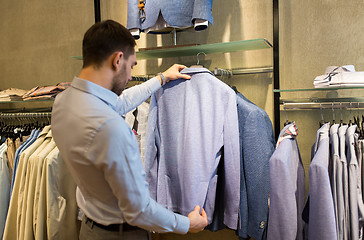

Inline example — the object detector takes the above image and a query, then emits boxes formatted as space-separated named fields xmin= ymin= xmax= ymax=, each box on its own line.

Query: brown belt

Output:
xmin=85 ymin=216 xmax=141 ymax=232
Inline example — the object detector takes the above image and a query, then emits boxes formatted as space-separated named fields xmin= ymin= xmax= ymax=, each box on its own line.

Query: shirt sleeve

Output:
xmin=116 ymin=77 xmax=161 ymax=116
xmin=89 ymin=117 xmax=190 ymax=234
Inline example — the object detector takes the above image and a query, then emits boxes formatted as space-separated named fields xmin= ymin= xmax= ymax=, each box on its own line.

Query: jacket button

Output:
xmin=260 ymin=221 xmax=265 ymax=229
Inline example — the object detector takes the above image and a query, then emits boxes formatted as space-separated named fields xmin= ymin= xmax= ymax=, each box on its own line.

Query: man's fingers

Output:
xmin=175 ymin=64 xmax=187 ymax=71
xmin=200 ymin=207 xmax=207 ymax=219
xmin=194 ymin=205 xmax=201 ymax=213
xmin=179 ymin=73 xmax=191 ymax=80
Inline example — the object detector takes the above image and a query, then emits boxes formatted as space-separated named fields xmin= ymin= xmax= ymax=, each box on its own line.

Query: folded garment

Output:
xmin=23 ymin=94 xmax=57 ymax=101
xmin=23 ymin=83 xmax=70 ymax=100
xmin=314 ymin=65 xmax=364 ymax=88
xmin=0 ymin=96 xmax=24 ymax=102
xmin=0 ymin=88 xmax=28 ymax=98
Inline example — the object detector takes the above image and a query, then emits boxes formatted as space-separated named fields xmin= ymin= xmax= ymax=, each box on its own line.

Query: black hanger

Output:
xmin=231 ymin=86 xmax=239 ymax=94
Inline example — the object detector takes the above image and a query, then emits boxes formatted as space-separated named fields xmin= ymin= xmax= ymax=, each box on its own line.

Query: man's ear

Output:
xmin=112 ymin=51 xmax=124 ymax=71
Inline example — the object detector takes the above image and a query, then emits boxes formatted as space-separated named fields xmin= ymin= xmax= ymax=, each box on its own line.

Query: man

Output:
xmin=51 ymin=19 xmax=208 ymax=240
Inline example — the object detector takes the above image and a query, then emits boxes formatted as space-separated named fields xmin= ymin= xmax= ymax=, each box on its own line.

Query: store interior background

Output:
xmin=0 ymin=0 xmax=363 ymax=239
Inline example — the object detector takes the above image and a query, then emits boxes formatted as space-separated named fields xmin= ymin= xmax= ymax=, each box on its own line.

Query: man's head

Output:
xmin=82 ymin=20 xmax=137 ymax=95
xmin=82 ymin=20 xmax=136 ymax=69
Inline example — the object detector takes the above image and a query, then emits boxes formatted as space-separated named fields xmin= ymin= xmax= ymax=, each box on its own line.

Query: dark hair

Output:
xmin=82 ymin=20 xmax=136 ymax=68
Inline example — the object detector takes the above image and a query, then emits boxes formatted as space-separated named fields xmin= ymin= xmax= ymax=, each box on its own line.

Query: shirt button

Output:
xmin=260 ymin=221 xmax=265 ymax=229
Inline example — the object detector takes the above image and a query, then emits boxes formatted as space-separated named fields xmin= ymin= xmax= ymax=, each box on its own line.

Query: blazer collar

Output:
xmin=180 ymin=67 xmax=215 ymax=76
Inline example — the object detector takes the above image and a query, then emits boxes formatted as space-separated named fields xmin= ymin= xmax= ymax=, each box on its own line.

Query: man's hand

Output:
xmin=187 ymin=205 xmax=208 ymax=233
xmin=157 ymin=64 xmax=191 ymax=85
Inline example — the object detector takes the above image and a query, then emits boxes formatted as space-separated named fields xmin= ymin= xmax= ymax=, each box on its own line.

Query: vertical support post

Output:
xmin=172 ymin=28 xmax=177 ymax=46
xmin=94 ymin=0 xmax=101 ymax=23
xmin=273 ymin=0 xmax=280 ymax=140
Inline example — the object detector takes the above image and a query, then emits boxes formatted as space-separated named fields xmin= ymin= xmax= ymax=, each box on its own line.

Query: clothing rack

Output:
xmin=130 ymin=66 xmax=273 ymax=82
xmin=215 ymin=67 xmax=273 ymax=76
xmin=281 ymin=101 xmax=364 ymax=110
xmin=0 ymin=112 xmax=51 ymax=119
xmin=0 ymin=112 xmax=51 ymax=126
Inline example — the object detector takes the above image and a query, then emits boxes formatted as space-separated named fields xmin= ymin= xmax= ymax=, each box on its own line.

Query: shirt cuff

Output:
xmin=173 ymin=214 xmax=190 ymax=234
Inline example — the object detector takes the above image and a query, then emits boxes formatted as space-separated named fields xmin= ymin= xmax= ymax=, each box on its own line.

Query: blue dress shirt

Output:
xmin=51 ymin=77 xmax=189 ymax=234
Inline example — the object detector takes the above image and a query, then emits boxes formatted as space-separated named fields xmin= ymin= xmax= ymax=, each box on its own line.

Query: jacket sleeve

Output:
xmin=192 ymin=0 xmax=213 ymax=25
xmin=221 ymin=93 xmax=241 ymax=229
xmin=127 ymin=0 xmax=141 ymax=30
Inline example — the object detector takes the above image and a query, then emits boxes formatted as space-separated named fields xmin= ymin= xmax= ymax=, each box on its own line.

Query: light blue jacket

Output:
xmin=127 ymin=0 xmax=213 ymax=31
xmin=306 ymin=123 xmax=337 ymax=240
xmin=268 ymin=122 xmax=305 ymax=240
xmin=144 ymin=67 xmax=240 ymax=229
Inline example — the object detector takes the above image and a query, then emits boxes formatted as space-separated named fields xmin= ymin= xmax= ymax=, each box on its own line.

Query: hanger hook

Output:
xmin=196 ymin=52 xmax=206 ymax=65
xmin=320 ymin=103 xmax=324 ymax=122
xmin=349 ymin=102 xmax=352 ymax=121
xmin=283 ymin=103 xmax=288 ymax=123
xmin=332 ymin=102 xmax=335 ymax=122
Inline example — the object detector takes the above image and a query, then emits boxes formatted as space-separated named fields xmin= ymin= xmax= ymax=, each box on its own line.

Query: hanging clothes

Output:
xmin=268 ymin=122 xmax=305 ymax=240
xmin=144 ymin=67 xmax=240 ymax=229
xmin=11 ymin=129 xmax=41 ymax=195
xmin=127 ymin=0 xmax=213 ymax=39
xmin=331 ymin=123 xmax=344 ymax=240
xmin=0 ymin=142 xmax=10 ymax=240
xmin=304 ymin=123 xmax=337 ymax=240
xmin=124 ymin=101 xmax=150 ymax=165
xmin=339 ymin=124 xmax=351 ymax=240
xmin=3 ymin=125 xmax=78 ymax=240
xmin=235 ymin=91 xmax=275 ymax=240
xmin=347 ymin=125 xmax=360 ymax=240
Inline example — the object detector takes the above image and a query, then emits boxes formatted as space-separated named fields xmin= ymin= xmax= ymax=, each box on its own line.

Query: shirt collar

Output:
xmin=71 ymin=77 xmax=119 ymax=111
xmin=180 ymin=67 xmax=215 ymax=76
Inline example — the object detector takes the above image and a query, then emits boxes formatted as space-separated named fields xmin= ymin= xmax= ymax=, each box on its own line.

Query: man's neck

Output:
xmin=78 ymin=66 xmax=113 ymax=91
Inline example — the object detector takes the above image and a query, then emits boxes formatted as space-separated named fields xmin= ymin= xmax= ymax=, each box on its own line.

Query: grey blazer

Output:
xmin=267 ymin=122 xmax=305 ymax=240
xmin=307 ymin=123 xmax=337 ymax=240
xmin=127 ymin=0 xmax=213 ymax=32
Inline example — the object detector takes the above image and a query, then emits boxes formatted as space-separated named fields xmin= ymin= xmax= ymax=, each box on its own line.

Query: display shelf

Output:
xmin=0 ymin=99 xmax=54 ymax=113
xmin=273 ymin=86 xmax=364 ymax=92
xmin=136 ymin=38 xmax=272 ymax=60
xmin=71 ymin=38 xmax=272 ymax=60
